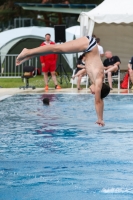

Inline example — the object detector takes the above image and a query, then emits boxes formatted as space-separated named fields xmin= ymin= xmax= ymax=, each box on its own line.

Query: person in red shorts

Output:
xmin=40 ymin=33 xmax=61 ymax=90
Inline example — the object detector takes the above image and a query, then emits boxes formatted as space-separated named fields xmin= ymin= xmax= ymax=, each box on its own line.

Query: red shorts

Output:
xmin=42 ymin=62 xmax=56 ymax=73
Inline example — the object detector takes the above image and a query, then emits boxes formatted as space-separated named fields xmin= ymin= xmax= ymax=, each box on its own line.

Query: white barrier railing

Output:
xmin=0 ymin=54 xmax=38 ymax=78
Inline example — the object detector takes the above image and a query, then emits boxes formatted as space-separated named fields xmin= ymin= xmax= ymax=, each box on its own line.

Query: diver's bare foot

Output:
xmin=16 ymin=48 xmax=31 ymax=66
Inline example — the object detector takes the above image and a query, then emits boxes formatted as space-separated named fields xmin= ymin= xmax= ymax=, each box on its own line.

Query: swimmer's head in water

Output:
xmin=101 ymin=83 xmax=110 ymax=99
xmin=43 ymin=98 xmax=50 ymax=105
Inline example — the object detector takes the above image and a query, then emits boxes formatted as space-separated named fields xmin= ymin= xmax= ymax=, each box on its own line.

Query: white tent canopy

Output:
xmin=79 ymin=0 xmax=133 ymax=69
xmin=0 ymin=26 xmax=79 ymax=69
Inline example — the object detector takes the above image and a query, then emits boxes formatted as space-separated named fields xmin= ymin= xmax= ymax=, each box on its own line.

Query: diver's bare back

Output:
xmin=85 ymin=46 xmax=104 ymax=83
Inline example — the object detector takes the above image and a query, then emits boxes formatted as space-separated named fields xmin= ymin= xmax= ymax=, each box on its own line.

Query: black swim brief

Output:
xmin=84 ymin=36 xmax=97 ymax=53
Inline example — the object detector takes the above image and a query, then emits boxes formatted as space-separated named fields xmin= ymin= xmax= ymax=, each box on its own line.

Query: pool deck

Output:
xmin=0 ymin=87 xmax=133 ymax=100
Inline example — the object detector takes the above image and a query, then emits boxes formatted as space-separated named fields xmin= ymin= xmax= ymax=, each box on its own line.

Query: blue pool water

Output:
xmin=0 ymin=94 xmax=133 ymax=200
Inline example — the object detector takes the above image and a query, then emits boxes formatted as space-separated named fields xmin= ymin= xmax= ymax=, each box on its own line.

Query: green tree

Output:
xmin=0 ymin=0 xmax=104 ymax=28
xmin=0 ymin=0 xmax=41 ymax=23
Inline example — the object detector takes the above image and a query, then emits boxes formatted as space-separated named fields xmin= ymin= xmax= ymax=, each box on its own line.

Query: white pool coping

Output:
xmin=0 ymin=88 xmax=133 ymax=101
xmin=0 ymin=95 xmax=12 ymax=101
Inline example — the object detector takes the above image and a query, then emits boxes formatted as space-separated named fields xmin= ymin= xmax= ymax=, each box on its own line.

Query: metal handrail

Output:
xmin=0 ymin=54 xmax=38 ymax=78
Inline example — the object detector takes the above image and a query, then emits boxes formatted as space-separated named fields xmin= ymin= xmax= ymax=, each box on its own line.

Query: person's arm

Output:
xmin=104 ymin=65 xmax=112 ymax=70
xmin=100 ymin=53 xmax=104 ymax=57
xmin=77 ymin=64 xmax=85 ymax=69
xmin=40 ymin=56 xmax=45 ymax=67
xmin=128 ymin=57 xmax=133 ymax=70
xmin=94 ymin=79 xmax=105 ymax=126
xmin=114 ymin=61 xmax=120 ymax=67
xmin=103 ymin=66 xmax=108 ymax=70
xmin=128 ymin=63 xmax=132 ymax=69
xmin=40 ymin=43 xmax=45 ymax=67
xmin=103 ymin=60 xmax=109 ymax=70
xmin=113 ymin=56 xmax=121 ymax=67
xmin=52 ymin=42 xmax=58 ymax=61
xmin=55 ymin=54 xmax=58 ymax=61
xmin=100 ymin=46 xmax=104 ymax=57
xmin=77 ymin=60 xmax=85 ymax=69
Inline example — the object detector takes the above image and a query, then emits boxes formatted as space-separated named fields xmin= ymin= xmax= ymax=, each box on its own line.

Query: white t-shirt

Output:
xmin=98 ymin=44 xmax=104 ymax=55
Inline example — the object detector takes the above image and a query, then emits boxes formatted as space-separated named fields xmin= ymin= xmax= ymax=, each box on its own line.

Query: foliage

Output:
xmin=69 ymin=0 xmax=103 ymax=3
xmin=0 ymin=0 xmax=103 ymax=29
xmin=0 ymin=0 xmax=41 ymax=23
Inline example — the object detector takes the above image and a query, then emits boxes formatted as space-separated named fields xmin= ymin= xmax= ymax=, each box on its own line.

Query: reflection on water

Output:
xmin=0 ymin=94 xmax=133 ymax=200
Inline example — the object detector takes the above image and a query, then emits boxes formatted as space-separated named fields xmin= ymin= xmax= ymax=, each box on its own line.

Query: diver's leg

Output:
xmin=16 ymin=37 xmax=90 ymax=65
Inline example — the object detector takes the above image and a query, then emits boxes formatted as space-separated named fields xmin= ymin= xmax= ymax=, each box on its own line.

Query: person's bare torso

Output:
xmin=85 ymin=46 xmax=104 ymax=84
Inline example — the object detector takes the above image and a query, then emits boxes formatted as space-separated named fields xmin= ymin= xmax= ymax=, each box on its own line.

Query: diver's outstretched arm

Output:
xmin=16 ymin=36 xmax=89 ymax=66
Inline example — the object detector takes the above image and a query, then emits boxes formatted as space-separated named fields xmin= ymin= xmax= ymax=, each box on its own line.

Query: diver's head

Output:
xmin=90 ymin=83 xmax=110 ymax=99
xmin=101 ymin=83 xmax=110 ymax=99
xmin=43 ymin=98 xmax=50 ymax=105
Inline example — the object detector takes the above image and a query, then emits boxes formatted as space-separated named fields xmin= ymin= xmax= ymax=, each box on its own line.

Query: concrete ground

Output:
xmin=0 ymin=87 xmax=133 ymax=101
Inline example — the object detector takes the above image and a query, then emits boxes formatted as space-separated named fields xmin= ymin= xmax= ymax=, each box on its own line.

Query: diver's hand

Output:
xmin=95 ymin=120 xmax=105 ymax=127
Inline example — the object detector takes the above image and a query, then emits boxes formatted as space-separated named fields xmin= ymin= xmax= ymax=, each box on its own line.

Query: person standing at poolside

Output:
xmin=40 ymin=33 xmax=61 ymax=90
xmin=96 ymin=38 xmax=104 ymax=58
xmin=16 ymin=36 xmax=110 ymax=127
